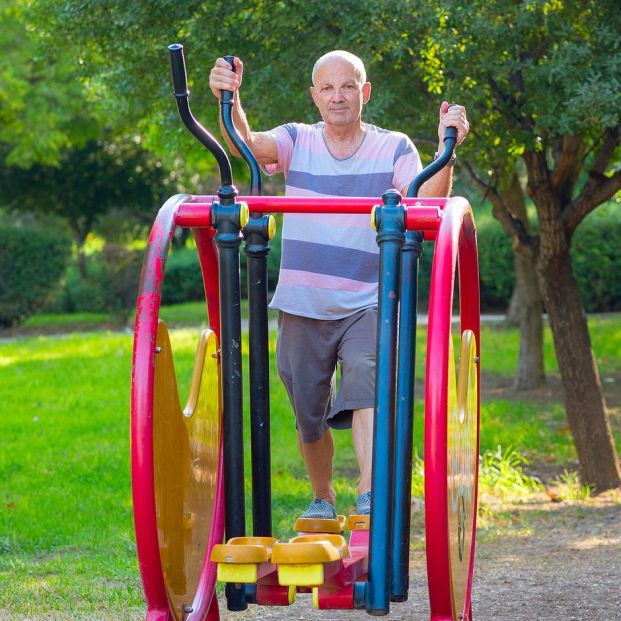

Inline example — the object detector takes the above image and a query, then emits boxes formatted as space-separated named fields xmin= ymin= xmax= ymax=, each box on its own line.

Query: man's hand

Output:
xmin=438 ymin=101 xmax=469 ymax=147
xmin=209 ymin=56 xmax=244 ymax=101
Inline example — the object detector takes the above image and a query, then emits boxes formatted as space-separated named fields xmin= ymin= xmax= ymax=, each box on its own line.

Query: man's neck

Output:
xmin=322 ymin=122 xmax=366 ymax=159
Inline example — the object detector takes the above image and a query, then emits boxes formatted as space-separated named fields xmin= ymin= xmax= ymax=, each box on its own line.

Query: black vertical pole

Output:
xmin=360 ymin=189 xmax=405 ymax=616
xmin=243 ymin=217 xmax=274 ymax=537
xmin=391 ymin=229 xmax=423 ymax=601
xmin=219 ymin=55 xmax=273 ymax=538
xmin=212 ymin=189 xmax=248 ymax=612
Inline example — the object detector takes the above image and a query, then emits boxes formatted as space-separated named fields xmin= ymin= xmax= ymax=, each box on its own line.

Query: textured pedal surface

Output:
xmin=210 ymin=536 xmax=278 ymax=564
xmin=272 ymin=534 xmax=348 ymax=564
xmin=346 ymin=514 xmax=371 ymax=531
xmin=294 ymin=514 xmax=347 ymax=533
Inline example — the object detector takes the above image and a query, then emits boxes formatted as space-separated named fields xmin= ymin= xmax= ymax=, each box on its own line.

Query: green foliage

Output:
xmin=572 ymin=205 xmax=621 ymax=312
xmin=161 ymin=234 xmax=282 ymax=305
xmin=46 ymin=260 xmax=109 ymax=314
xmin=0 ymin=138 xmax=170 ymax=247
xmin=44 ymin=246 xmax=141 ymax=322
xmin=0 ymin=1 xmax=100 ymax=167
xmin=161 ymin=247 xmax=204 ymax=305
xmin=479 ymin=446 xmax=543 ymax=500
xmin=101 ymin=243 xmax=143 ymax=322
xmin=0 ymin=225 xmax=71 ymax=328
xmin=476 ymin=222 xmax=515 ymax=310
xmin=551 ymin=470 xmax=592 ymax=502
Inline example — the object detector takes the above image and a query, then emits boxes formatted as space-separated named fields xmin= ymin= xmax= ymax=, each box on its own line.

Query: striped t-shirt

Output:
xmin=266 ymin=121 xmax=422 ymax=319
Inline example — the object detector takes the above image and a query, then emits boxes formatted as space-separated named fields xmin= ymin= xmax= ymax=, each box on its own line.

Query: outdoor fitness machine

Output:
xmin=131 ymin=44 xmax=480 ymax=621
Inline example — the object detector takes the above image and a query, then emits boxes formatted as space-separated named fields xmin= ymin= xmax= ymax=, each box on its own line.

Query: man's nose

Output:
xmin=332 ymin=89 xmax=345 ymax=101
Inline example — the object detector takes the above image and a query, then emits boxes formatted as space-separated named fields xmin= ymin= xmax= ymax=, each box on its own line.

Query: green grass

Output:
xmin=1 ymin=311 xmax=620 ymax=617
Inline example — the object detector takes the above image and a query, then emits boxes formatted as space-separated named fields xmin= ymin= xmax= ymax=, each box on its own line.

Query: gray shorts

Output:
xmin=276 ymin=308 xmax=377 ymax=443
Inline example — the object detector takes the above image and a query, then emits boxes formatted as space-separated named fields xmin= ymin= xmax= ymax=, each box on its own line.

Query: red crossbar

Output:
xmin=175 ymin=195 xmax=444 ymax=238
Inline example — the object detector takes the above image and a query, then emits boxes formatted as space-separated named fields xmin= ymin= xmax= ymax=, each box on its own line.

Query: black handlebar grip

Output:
xmin=168 ymin=44 xmax=189 ymax=97
xmin=221 ymin=55 xmax=236 ymax=104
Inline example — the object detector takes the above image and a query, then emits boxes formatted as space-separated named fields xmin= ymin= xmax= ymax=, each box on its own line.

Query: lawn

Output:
xmin=1 ymin=309 xmax=620 ymax=617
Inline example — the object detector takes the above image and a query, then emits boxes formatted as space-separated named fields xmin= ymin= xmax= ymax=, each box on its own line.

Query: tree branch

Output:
xmin=461 ymin=161 xmax=533 ymax=248
xmin=564 ymin=128 xmax=621 ymax=234
xmin=550 ymin=135 xmax=584 ymax=197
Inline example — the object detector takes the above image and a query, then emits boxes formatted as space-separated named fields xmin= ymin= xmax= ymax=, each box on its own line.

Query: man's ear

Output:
xmin=310 ymin=86 xmax=318 ymax=106
xmin=362 ymin=82 xmax=372 ymax=105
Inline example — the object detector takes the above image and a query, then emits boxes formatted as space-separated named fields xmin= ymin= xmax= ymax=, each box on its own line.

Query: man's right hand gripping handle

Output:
xmin=209 ymin=56 xmax=243 ymax=101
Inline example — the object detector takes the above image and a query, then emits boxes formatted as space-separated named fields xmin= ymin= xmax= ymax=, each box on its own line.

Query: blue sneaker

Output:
xmin=356 ymin=491 xmax=372 ymax=515
xmin=300 ymin=498 xmax=337 ymax=520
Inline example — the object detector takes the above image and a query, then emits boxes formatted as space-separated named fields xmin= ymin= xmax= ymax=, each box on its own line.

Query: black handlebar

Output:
xmin=220 ymin=55 xmax=262 ymax=196
xmin=167 ymin=44 xmax=233 ymax=188
xmin=407 ymin=113 xmax=459 ymax=198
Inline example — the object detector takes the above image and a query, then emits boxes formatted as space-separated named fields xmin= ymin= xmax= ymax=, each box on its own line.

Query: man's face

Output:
xmin=310 ymin=59 xmax=371 ymax=128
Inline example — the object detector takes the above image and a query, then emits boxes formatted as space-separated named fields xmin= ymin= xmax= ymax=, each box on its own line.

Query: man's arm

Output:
xmin=209 ymin=57 xmax=278 ymax=167
xmin=401 ymin=101 xmax=469 ymax=198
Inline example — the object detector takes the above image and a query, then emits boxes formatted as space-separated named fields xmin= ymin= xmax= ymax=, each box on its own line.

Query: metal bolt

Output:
xmin=155 ymin=346 xmax=162 ymax=354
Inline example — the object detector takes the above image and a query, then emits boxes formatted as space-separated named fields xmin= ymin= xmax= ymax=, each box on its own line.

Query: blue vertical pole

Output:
xmin=391 ymin=229 xmax=423 ymax=601
xmin=363 ymin=189 xmax=405 ymax=616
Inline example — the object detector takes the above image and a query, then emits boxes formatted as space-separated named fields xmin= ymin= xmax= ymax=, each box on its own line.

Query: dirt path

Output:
xmin=218 ymin=493 xmax=621 ymax=621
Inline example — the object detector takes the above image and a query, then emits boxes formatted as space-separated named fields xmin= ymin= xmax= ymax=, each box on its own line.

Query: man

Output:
xmin=209 ymin=50 xmax=469 ymax=520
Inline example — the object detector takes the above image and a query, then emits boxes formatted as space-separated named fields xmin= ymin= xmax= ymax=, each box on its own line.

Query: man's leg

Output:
xmin=298 ymin=430 xmax=336 ymax=504
xmin=352 ymin=407 xmax=374 ymax=494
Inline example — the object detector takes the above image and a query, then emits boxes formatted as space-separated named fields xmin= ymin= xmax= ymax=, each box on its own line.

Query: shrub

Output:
xmin=101 ymin=243 xmax=144 ymax=323
xmin=475 ymin=221 xmax=515 ymax=311
xmin=572 ymin=206 xmax=621 ymax=312
xmin=0 ymin=225 xmax=71 ymax=328
xmin=161 ymin=247 xmax=204 ymax=305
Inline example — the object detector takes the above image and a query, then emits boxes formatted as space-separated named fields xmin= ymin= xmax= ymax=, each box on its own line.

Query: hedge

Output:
xmin=0 ymin=225 xmax=71 ymax=328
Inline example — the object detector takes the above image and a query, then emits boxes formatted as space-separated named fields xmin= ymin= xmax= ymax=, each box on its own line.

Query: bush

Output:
xmin=475 ymin=221 xmax=515 ymax=311
xmin=572 ymin=206 xmax=621 ymax=312
xmin=414 ymin=221 xmax=514 ymax=312
xmin=161 ymin=232 xmax=283 ymax=305
xmin=0 ymin=225 xmax=71 ymax=328
xmin=101 ymin=243 xmax=144 ymax=322
xmin=161 ymin=247 xmax=204 ymax=305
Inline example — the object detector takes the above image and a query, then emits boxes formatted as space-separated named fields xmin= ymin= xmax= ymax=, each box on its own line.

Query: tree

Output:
xmin=0 ymin=138 xmax=170 ymax=277
xmin=32 ymin=0 xmax=621 ymax=490
xmin=419 ymin=0 xmax=621 ymax=490
xmin=0 ymin=0 xmax=100 ymax=167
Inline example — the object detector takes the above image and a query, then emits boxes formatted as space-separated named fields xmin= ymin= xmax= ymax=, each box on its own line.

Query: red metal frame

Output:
xmin=131 ymin=195 xmax=225 ymax=621
xmin=175 ymin=196 xmax=446 ymax=240
xmin=424 ymin=197 xmax=480 ymax=621
xmin=132 ymin=192 xmax=479 ymax=621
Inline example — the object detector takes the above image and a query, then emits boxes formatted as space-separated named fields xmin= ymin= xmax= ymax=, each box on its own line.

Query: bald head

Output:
xmin=312 ymin=50 xmax=367 ymax=86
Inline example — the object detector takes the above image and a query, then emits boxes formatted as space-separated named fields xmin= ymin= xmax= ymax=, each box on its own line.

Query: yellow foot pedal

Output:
xmin=210 ymin=536 xmax=278 ymax=583
xmin=294 ymin=514 xmax=347 ymax=534
xmin=272 ymin=534 xmax=348 ymax=587
xmin=346 ymin=514 xmax=370 ymax=530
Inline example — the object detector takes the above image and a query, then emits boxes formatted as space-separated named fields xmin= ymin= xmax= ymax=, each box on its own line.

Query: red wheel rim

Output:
xmin=425 ymin=197 xmax=480 ymax=621
xmin=131 ymin=195 xmax=224 ymax=621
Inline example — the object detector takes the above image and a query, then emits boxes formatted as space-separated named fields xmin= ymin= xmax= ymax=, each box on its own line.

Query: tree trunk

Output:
xmin=77 ymin=246 xmax=88 ymax=280
xmin=538 ymin=248 xmax=621 ymax=491
xmin=492 ymin=171 xmax=546 ymax=389
xmin=512 ymin=248 xmax=545 ymax=390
